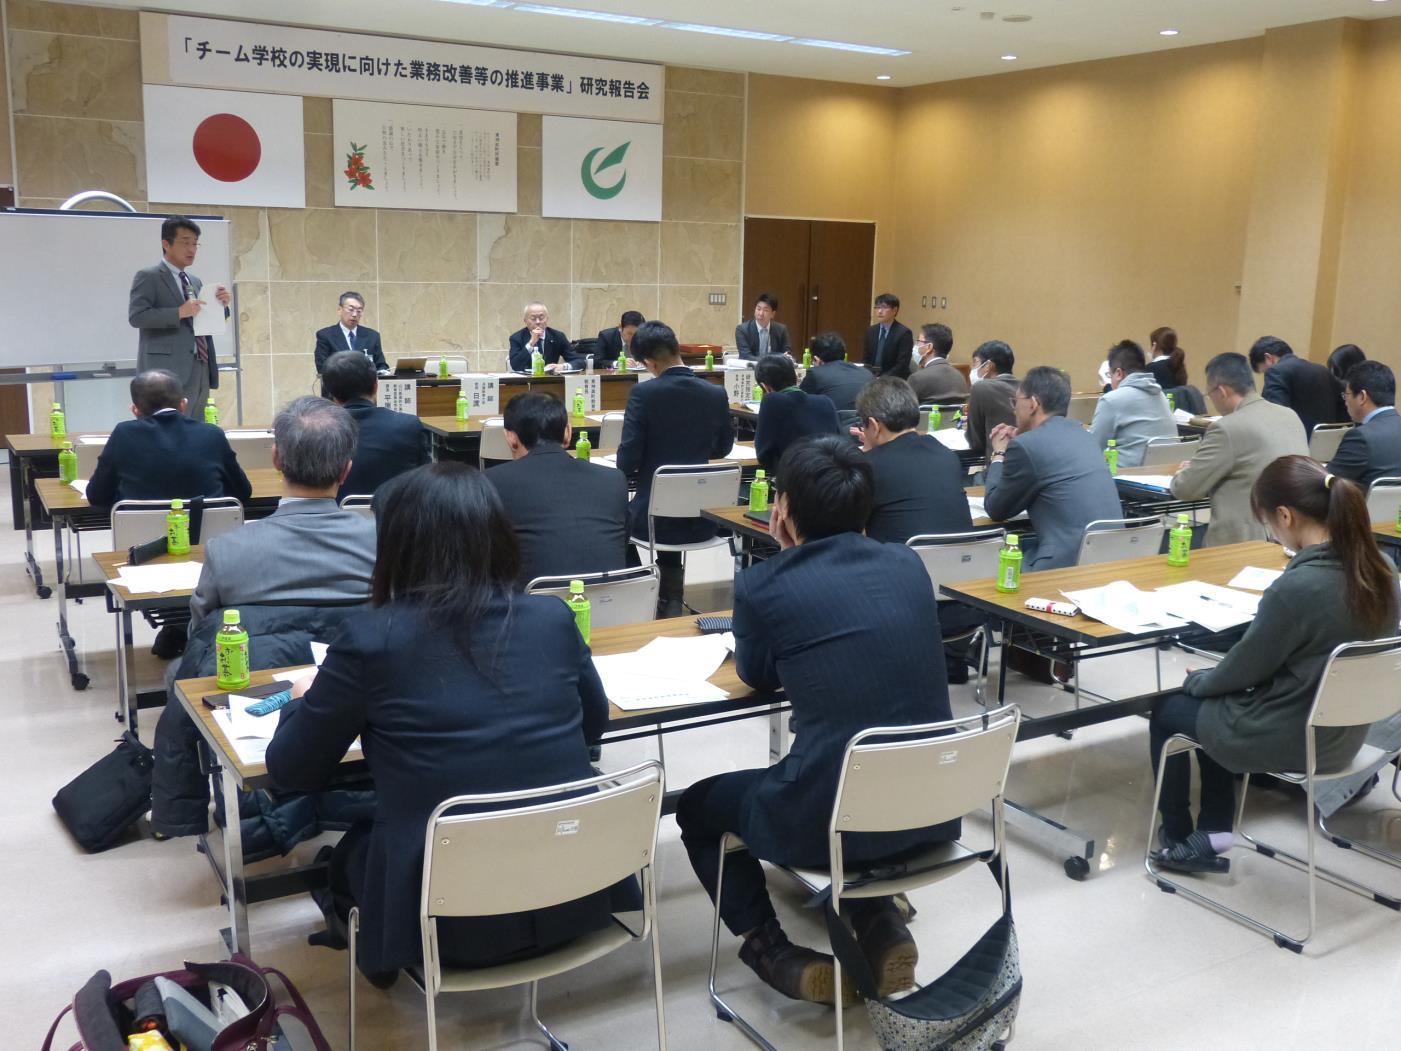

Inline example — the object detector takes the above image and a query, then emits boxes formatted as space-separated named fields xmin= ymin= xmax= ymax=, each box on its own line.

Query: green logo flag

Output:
xmin=582 ymin=141 xmax=630 ymax=199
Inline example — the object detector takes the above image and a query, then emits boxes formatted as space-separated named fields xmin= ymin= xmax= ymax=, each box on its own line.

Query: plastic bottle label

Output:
xmin=1168 ymin=528 xmax=1191 ymax=566
xmin=50 ymin=411 xmax=65 ymax=440
xmin=58 ymin=450 xmax=77 ymax=483
xmin=568 ymin=599 xmax=591 ymax=644
xmin=216 ymin=635 xmax=250 ymax=689
xmin=167 ymin=513 xmax=189 ymax=554
xmin=749 ymin=481 xmax=769 ymax=512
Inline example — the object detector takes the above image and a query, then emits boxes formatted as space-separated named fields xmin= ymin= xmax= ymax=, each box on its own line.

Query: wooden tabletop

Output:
xmin=35 ymin=467 xmax=285 ymax=515
xmin=592 ymin=445 xmax=760 ymax=468
xmin=942 ymin=539 xmax=1287 ymax=643
xmin=419 ymin=414 xmax=607 ymax=437
xmin=5 ymin=432 xmax=108 ymax=455
xmin=94 ymin=546 xmax=204 ymax=604
xmin=1372 ymin=521 xmax=1401 ymax=544
xmin=173 ymin=609 xmax=757 ymax=784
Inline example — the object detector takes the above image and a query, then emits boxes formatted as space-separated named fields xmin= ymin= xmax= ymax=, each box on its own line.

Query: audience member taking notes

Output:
xmin=798 ymin=330 xmax=873 ymax=413
xmin=752 ymin=353 xmax=840 ymax=473
xmin=320 ymin=351 xmax=429 ymax=500
xmin=508 ymin=301 xmax=578 ymax=373
xmin=1326 ymin=360 xmax=1401 ymax=489
xmin=313 ymin=291 xmax=387 ymax=376
xmin=965 ymin=340 xmax=1018 ymax=457
xmin=1089 ymin=339 xmax=1177 ymax=468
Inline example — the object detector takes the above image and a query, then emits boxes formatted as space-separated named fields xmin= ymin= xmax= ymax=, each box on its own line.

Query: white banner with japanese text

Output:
xmin=459 ymin=374 xmax=500 ymax=416
xmin=333 ymin=100 xmax=516 ymax=212
xmin=150 ymin=13 xmax=663 ymax=122
xmin=377 ymin=378 xmax=418 ymax=416
xmin=724 ymin=368 xmax=757 ymax=404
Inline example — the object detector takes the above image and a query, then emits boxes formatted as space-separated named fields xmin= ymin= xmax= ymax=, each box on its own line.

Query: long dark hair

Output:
xmin=1327 ymin=343 xmax=1366 ymax=382
xmin=1251 ymin=455 xmax=1397 ymax=635
xmin=1150 ymin=326 xmax=1188 ymax=387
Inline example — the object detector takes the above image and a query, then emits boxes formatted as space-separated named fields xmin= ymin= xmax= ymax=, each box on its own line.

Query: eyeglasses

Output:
xmin=341 ymin=305 xmax=364 ymax=314
xmin=172 ymin=238 xmax=200 ymax=248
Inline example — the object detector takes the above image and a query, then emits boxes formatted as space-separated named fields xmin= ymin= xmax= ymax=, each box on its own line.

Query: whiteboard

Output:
xmin=0 ymin=209 xmax=233 ymax=369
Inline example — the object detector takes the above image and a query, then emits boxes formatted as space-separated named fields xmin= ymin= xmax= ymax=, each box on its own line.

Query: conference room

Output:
xmin=4 ymin=0 xmax=1401 ymax=1047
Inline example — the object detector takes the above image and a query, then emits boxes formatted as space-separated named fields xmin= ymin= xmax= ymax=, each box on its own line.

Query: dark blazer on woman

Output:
xmin=266 ymin=595 xmax=611 ymax=974
xmin=753 ymin=388 xmax=840 ymax=473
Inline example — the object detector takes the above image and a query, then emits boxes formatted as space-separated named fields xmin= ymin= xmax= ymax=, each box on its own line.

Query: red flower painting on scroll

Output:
xmin=344 ymin=142 xmax=375 ymax=190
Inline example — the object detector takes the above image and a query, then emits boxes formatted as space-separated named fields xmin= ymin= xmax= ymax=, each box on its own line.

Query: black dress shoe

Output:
xmin=151 ymin=624 xmax=188 ymax=659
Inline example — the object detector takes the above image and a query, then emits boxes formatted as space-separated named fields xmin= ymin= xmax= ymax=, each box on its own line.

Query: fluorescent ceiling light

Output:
xmin=1001 ymin=54 xmax=1018 ymax=61
xmin=1159 ymin=28 xmax=1179 ymax=36
xmin=437 ymin=0 xmax=516 ymax=7
xmin=789 ymin=37 xmax=912 ymax=56
xmin=514 ymin=3 xmax=660 ymax=23
xmin=663 ymin=21 xmax=793 ymax=42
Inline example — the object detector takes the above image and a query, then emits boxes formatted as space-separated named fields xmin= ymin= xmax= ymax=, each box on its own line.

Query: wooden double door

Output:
xmin=742 ymin=218 xmax=875 ymax=357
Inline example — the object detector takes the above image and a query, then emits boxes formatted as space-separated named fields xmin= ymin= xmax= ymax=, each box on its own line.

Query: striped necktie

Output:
xmin=178 ymin=271 xmax=209 ymax=362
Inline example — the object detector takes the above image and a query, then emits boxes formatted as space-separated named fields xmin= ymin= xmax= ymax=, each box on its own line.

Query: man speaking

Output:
xmin=129 ymin=216 xmax=228 ymax=419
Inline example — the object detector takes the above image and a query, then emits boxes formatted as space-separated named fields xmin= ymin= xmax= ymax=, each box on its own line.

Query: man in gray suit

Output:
xmin=189 ymin=396 xmax=377 ymax=628
xmin=1171 ymin=352 xmax=1308 ymax=547
xmin=735 ymin=293 xmax=791 ymax=361
xmin=984 ymin=366 xmax=1123 ymax=571
xmin=129 ymin=216 xmax=228 ymax=419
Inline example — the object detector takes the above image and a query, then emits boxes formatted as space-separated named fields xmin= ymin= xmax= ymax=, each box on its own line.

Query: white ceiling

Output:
xmin=96 ymin=0 xmax=1395 ymax=86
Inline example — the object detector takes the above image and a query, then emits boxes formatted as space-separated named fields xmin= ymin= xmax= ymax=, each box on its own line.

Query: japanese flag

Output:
xmin=143 ymin=84 xmax=305 ymax=208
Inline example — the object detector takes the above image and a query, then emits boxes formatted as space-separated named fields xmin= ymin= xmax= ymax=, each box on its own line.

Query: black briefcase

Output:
xmin=52 ymin=731 xmax=154 ymax=852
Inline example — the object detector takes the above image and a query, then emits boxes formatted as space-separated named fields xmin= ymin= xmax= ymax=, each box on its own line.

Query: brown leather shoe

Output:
xmin=739 ymin=919 xmax=859 ymax=1006
xmin=853 ymin=900 xmax=918 ymax=998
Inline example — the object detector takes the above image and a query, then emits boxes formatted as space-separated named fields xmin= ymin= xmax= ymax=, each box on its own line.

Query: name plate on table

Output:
xmin=564 ymin=374 xmax=602 ymax=413
xmin=724 ymin=368 xmax=756 ymax=404
xmin=459 ymin=374 xmax=500 ymax=415
xmin=377 ymin=378 xmax=418 ymax=416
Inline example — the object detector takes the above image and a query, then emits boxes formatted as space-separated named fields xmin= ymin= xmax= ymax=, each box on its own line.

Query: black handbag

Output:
xmin=52 ymin=732 xmax=154 ymax=852
xmin=826 ymin=855 xmax=1021 ymax=1051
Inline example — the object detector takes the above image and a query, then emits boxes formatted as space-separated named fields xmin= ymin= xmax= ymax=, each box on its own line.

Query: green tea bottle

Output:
xmin=749 ymin=469 xmax=769 ymax=512
xmin=1104 ymin=439 xmax=1119 ymax=476
xmin=1166 ymin=391 xmax=1176 ymax=412
xmin=616 ymin=350 xmax=627 ymax=372
xmin=705 ymin=349 xmax=715 ymax=371
xmin=167 ymin=499 xmax=190 ymax=555
xmin=929 ymin=406 xmax=942 ymax=433
xmin=49 ymin=402 xmax=65 ymax=441
xmin=802 ymin=346 xmax=812 ymax=369
xmin=531 ymin=348 xmax=545 ymax=377
xmin=573 ymin=390 xmax=586 ymax=419
xmin=438 ymin=357 xmax=451 ymax=378
xmin=1167 ymin=513 xmax=1192 ymax=567
xmin=752 ymin=383 xmax=763 ymax=402
xmin=575 ymin=431 xmax=591 ymax=461
xmin=566 ymin=580 xmax=591 ymax=644
xmin=58 ymin=441 xmax=77 ymax=484
xmin=215 ymin=609 xmax=250 ymax=690
xmin=996 ymin=534 xmax=1023 ymax=594
xmin=455 ymin=390 xmax=468 ymax=422
xmin=204 ymin=402 xmax=220 ymax=426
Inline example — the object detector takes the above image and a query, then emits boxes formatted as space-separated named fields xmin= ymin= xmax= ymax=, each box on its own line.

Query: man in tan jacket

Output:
xmin=1171 ymin=352 xmax=1308 ymax=546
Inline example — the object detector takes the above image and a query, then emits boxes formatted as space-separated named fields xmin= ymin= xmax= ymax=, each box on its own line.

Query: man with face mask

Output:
xmin=965 ymin=340 xmax=1019 ymax=457
xmin=907 ymin=323 xmax=968 ymax=404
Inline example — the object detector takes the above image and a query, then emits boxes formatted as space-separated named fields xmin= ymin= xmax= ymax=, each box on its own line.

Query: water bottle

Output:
xmin=955 ymin=409 xmax=965 ymax=430
xmin=929 ymin=406 xmax=942 ymax=432
xmin=438 ymin=357 xmax=450 ymax=378
xmin=455 ymin=391 xmax=468 ymax=422
xmin=616 ymin=351 xmax=627 ymax=372
xmin=566 ymin=580 xmax=591 ymax=644
xmin=802 ymin=347 xmax=812 ymax=369
xmin=1104 ymin=439 xmax=1119 ymax=476
xmin=752 ymin=383 xmax=763 ymax=402
xmin=996 ymin=534 xmax=1022 ymax=593
xmin=1167 ymin=513 xmax=1192 ymax=567
xmin=215 ymin=609 xmax=250 ymax=690
xmin=49 ymin=401 xmax=65 ymax=441
xmin=749 ymin=469 xmax=769 ymax=512
xmin=1166 ymin=391 xmax=1176 ymax=412
xmin=575 ymin=432 xmax=591 ymax=461
xmin=58 ymin=441 xmax=77 ymax=483
xmin=573 ymin=390 xmax=586 ymax=419
xmin=705 ymin=349 xmax=715 ymax=371
xmin=203 ymin=402 xmax=219 ymax=426
xmin=166 ymin=499 xmax=189 ymax=555
xmin=531 ymin=349 xmax=544 ymax=377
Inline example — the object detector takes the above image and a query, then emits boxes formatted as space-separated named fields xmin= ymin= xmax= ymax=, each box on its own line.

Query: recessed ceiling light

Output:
xmin=876 ymin=74 xmax=892 ymax=80
xmin=513 ymin=4 xmax=660 ymax=24
xmin=1160 ymin=28 xmax=1179 ymax=36
xmin=438 ymin=0 xmax=515 ymax=6
xmin=663 ymin=22 xmax=792 ymax=42
xmin=789 ymin=38 xmax=912 ymax=56
xmin=1000 ymin=54 xmax=1018 ymax=61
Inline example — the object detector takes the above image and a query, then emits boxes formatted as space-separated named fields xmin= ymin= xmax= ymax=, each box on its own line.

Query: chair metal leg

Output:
xmin=425 ymin=966 xmax=439 ymax=1051
xmin=707 ymin=837 xmax=778 ymax=1051
xmin=529 ymin=981 xmax=569 ymax=1051
xmin=347 ymin=907 xmax=359 ymax=1051
xmin=646 ymin=868 xmax=668 ymax=1051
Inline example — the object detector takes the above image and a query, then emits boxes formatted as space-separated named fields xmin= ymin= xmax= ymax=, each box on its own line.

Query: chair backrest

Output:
xmin=421 ymin=761 xmax=664 ymax=919
xmin=1165 ymin=384 xmax=1207 ymax=416
xmin=1076 ymin=516 xmax=1165 ymax=566
xmin=1366 ymin=477 xmax=1401 ymax=524
xmin=1307 ymin=637 xmax=1401 ymax=731
xmin=427 ymin=356 xmax=469 ymax=376
xmin=339 ymin=494 xmax=375 ymax=518
xmin=110 ymin=497 xmax=245 ymax=549
xmin=75 ymin=437 xmax=107 ymax=479
xmin=918 ymin=403 xmax=965 ymax=432
xmin=1066 ymin=395 xmax=1099 ymax=426
xmin=648 ymin=464 xmax=742 ymax=521
xmin=526 ymin=566 xmax=660 ymax=628
xmin=906 ymin=529 xmax=1006 ymax=595
xmin=1140 ymin=435 xmax=1201 ymax=466
xmin=479 ymin=417 xmax=511 ymax=465
xmin=1308 ymin=422 xmax=1353 ymax=463
xmin=600 ymin=411 xmax=625 ymax=449
xmin=830 ymin=706 xmax=1020 ymax=837
xmin=225 ymin=429 xmax=275 ymax=471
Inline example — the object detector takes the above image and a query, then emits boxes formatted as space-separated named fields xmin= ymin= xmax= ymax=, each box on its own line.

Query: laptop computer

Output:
xmin=394 ymin=357 xmax=427 ymax=375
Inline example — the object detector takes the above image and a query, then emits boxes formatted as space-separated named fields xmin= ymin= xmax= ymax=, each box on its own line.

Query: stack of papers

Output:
xmin=1116 ymin=473 xmax=1175 ymax=491
xmin=111 ymin=560 xmax=203 ymax=594
xmin=593 ymin=634 xmax=734 ymax=711
xmin=1228 ymin=566 xmax=1284 ymax=591
xmin=728 ymin=442 xmax=756 ymax=458
xmin=932 ymin=429 xmax=971 ymax=451
xmin=1172 ymin=408 xmax=1198 ymax=425
xmin=1063 ymin=579 xmax=1262 ymax=634
xmin=213 ymin=703 xmax=281 ymax=765
xmin=593 ymin=454 xmax=619 ymax=469
xmin=68 ymin=479 xmax=89 ymax=498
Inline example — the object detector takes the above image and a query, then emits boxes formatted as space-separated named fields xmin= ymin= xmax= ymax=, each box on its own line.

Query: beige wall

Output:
xmin=3 ymin=0 xmax=743 ymax=423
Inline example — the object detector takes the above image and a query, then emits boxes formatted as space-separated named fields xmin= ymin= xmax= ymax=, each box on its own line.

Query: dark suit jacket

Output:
xmin=754 ymin=388 xmax=840 ymax=473
xmin=731 ymin=533 xmax=960 ymax=866
xmin=314 ymin=324 xmax=388 ymax=374
xmin=1262 ymin=353 xmax=1346 ymax=435
xmin=128 ymin=262 xmax=220 ymax=395
xmin=595 ymin=327 xmax=630 ymax=363
xmin=616 ymin=366 xmax=734 ymax=544
xmin=862 ymin=320 xmax=914 ymax=379
xmin=337 ymin=398 xmax=429 ymax=501
xmin=267 ymin=596 xmax=612 ymax=973
xmin=799 ymin=360 xmax=874 ymax=413
xmin=734 ymin=319 xmax=791 ymax=361
xmin=864 ymin=432 xmax=974 ymax=544
xmin=486 ymin=443 xmax=630 ymax=587
xmin=1327 ymin=408 xmax=1401 ymax=489
xmin=1148 ymin=357 xmax=1178 ymax=391
xmin=508 ymin=326 xmax=579 ymax=372
xmin=86 ymin=411 xmax=252 ymax=508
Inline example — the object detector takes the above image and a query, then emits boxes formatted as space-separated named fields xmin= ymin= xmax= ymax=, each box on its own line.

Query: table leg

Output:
xmin=53 ymin=517 xmax=88 ymax=689
xmin=219 ymin=762 xmax=251 ymax=956
xmin=115 ymin=607 xmax=133 ymax=729
xmin=1004 ymin=800 xmax=1097 ymax=881
xmin=995 ymin=618 xmax=1010 ymax=705
xmin=20 ymin=458 xmax=48 ymax=598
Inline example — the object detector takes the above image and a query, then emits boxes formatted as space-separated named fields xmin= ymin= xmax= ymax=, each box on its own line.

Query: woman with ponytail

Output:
xmin=1149 ymin=454 xmax=1399 ymax=873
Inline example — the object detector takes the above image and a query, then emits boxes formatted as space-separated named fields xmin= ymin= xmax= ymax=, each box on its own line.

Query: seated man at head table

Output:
xmin=1088 ymin=338 xmax=1177 ymax=468
xmin=616 ymin=319 xmax=734 ymax=616
xmin=752 ymin=352 xmax=840 ymax=474
xmin=595 ymin=309 xmax=645 ymax=368
xmin=1326 ymin=360 xmax=1401 ymax=490
xmin=862 ymin=292 xmax=914 ymax=380
xmin=313 ymin=290 xmax=388 ymax=376
xmin=1249 ymin=334 xmax=1346 ymax=437
xmin=676 ymin=435 xmax=960 ymax=1007
xmin=486 ymin=392 xmax=630 ymax=588
xmin=86 ymin=368 xmax=252 ymax=510
xmin=983 ymin=365 xmax=1122 ymax=571
xmin=149 ymin=396 xmax=379 ymax=843
xmin=964 ymin=340 xmax=1018 ymax=458
xmin=1170 ymin=352 xmax=1308 ymax=547
xmin=799 ymin=330 xmax=874 ymax=414
xmin=320 ymin=350 xmax=429 ymax=501
xmin=907 ymin=322 xmax=969 ymax=405
xmin=508 ymin=300 xmax=580 ymax=374
xmin=735 ymin=292 xmax=791 ymax=361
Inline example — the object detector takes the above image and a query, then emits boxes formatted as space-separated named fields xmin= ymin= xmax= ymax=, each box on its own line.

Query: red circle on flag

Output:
xmin=191 ymin=113 xmax=261 ymax=182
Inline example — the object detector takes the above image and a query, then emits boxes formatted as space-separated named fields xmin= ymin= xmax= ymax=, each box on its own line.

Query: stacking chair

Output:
xmin=1066 ymin=395 xmax=1099 ymax=426
xmin=1075 ymin=516 xmax=1165 ymax=567
xmin=1140 ymin=435 xmax=1200 ymax=467
xmin=224 ymin=429 xmax=275 ymax=471
xmin=1365 ymin=477 xmax=1401 ymax=525
xmin=641 ymin=463 xmax=742 ymax=609
xmin=1145 ymin=637 xmax=1401 ymax=953
xmin=708 ymin=706 xmax=1022 ymax=1051
xmin=110 ymin=496 xmax=245 ymax=548
xmin=349 ymin=761 xmax=667 ymax=1051
xmin=478 ymin=416 xmax=511 ymax=467
xmin=1307 ymin=422 xmax=1353 ymax=463
xmin=906 ymin=528 xmax=1007 ymax=703
xmin=527 ymin=566 xmax=661 ymax=628
xmin=339 ymin=494 xmax=374 ymax=518
xmin=600 ymin=411 xmax=626 ymax=449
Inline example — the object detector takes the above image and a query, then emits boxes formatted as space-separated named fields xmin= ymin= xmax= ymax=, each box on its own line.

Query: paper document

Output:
xmin=1154 ymin=581 xmax=1260 ymax=632
xmin=192 ymin=282 xmax=229 ymax=337
xmin=593 ymin=633 xmax=733 ymax=711
xmin=273 ymin=664 xmax=316 ymax=684
xmin=225 ymin=429 xmax=273 ymax=439
xmin=68 ymin=479 xmax=89 ymax=498
xmin=593 ymin=454 xmax=618 ymax=469
xmin=728 ymin=442 xmax=756 ymax=457
xmin=310 ymin=641 xmax=329 ymax=666
xmin=1060 ymin=581 xmax=1189 ymax=635
xmin=1227 ymin=566 xmax=1284 ymax=591
xmin=1172 ymin=409 xmax=1198 ymax=425
xmin=111 ymin=560 xmax=203 ymax=594
xmin=932 ymin=429 xmax=970 ymax=451
xmin=213 ymin=704 xmax=279 ymax=765
xmin=76 ymin=435 xmax=107 ymax=446
xmin=1116 ymin=473 xmax=1175 ymax=491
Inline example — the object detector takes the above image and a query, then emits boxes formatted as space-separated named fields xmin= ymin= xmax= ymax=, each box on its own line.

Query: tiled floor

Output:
xmin=5 ymin=493 xmax=1401 ymax=1048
